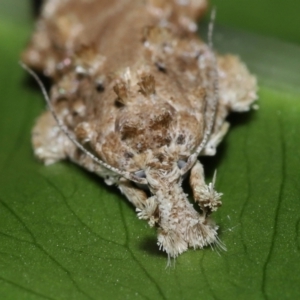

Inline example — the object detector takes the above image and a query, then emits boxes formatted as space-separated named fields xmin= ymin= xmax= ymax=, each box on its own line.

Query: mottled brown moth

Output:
xmin=22 ymin=0 xmax=257 ymax=259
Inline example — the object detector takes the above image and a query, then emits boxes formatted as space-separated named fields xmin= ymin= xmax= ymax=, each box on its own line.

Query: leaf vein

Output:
xmin=41 ymin=175 xmax=124 ymax=247
xmin=0 ymin=275 xmax=56 ymax=300
xmin=0 ymin=197 xmax=95 ymax=300
xmin=261 ymin=112 xmax=286 ymax=299
xmin=118 ymin=201 xmax=167 ymax=300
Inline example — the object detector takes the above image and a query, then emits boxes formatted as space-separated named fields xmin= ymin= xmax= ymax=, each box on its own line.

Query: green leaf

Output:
xmin=210 ymin=0 xmax=300 ymax=44
xmin=1 ymin=1 xmax=300 ymax=299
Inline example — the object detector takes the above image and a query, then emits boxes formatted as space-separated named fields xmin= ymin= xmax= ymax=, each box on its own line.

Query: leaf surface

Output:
xmin=0 ymin=2 xmax=300 ymax=299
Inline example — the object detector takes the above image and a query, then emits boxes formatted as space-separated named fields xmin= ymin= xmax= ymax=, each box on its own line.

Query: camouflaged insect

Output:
xmin=22 ymin=0 xmax=257 ymax=258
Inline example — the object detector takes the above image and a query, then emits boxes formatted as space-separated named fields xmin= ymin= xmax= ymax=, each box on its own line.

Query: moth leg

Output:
xmin=118 ymin=178 xmax=159 ymax=227
xmin=189 ymin=160 xmax=222 ymax=215
xmin=32 ymin=110 xmax=72 ymax=165
xmin=202 ymin=121 xmax=229 ymax=156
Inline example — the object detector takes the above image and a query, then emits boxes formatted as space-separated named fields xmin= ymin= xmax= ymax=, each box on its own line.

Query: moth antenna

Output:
xmin=208 ymin=7 xmax=216 ymax=49
xmin=180 ymin=8 xmax=219 ymax=175
xmin=20 ymin=62 xmax=146 ymax=184
xmin=212 ymin=169 xmax=217 ymax=187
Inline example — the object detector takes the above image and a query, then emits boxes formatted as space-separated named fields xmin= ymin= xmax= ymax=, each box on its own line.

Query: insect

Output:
xmin=22 ymin=0 xmax=257 ymax=259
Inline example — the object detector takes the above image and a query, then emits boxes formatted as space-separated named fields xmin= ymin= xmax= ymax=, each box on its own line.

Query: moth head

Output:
xmin=129 ymin=148 xmax=189 ymax=189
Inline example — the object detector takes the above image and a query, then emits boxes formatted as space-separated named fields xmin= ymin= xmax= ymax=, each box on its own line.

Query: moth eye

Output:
xmin=95 ymin=77 xmax=105 ymax=92
xmin=75 ymin=65 xmax=87 ymax=76
xmin=177 ymin=160 xmax=187 ymax=169
xmin=95 ymin=82 xmax=105 ymax=92
xmin=134 ymin=170 xmax=146 ymax=178
xmin=155 ymin=61 xmax=167 ymax=73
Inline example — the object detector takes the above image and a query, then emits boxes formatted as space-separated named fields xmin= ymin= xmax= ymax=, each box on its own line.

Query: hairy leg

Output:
xmin=189 ymin=160 xmax=222 ymax=215
xmin=117 ymin=178 xmax=159 ymax=226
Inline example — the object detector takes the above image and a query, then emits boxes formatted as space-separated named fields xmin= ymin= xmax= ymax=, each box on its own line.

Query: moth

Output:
xmin=22 ymin=0 xmax=257 ymax=258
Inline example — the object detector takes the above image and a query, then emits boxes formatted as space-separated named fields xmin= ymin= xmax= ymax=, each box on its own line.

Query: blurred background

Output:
xmin=0 ymin=0 xmax=299 ymax=44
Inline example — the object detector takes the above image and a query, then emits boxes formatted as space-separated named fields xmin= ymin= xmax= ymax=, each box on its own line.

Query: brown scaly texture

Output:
xmin=23 ymin=0 xmax=257 ymax=258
